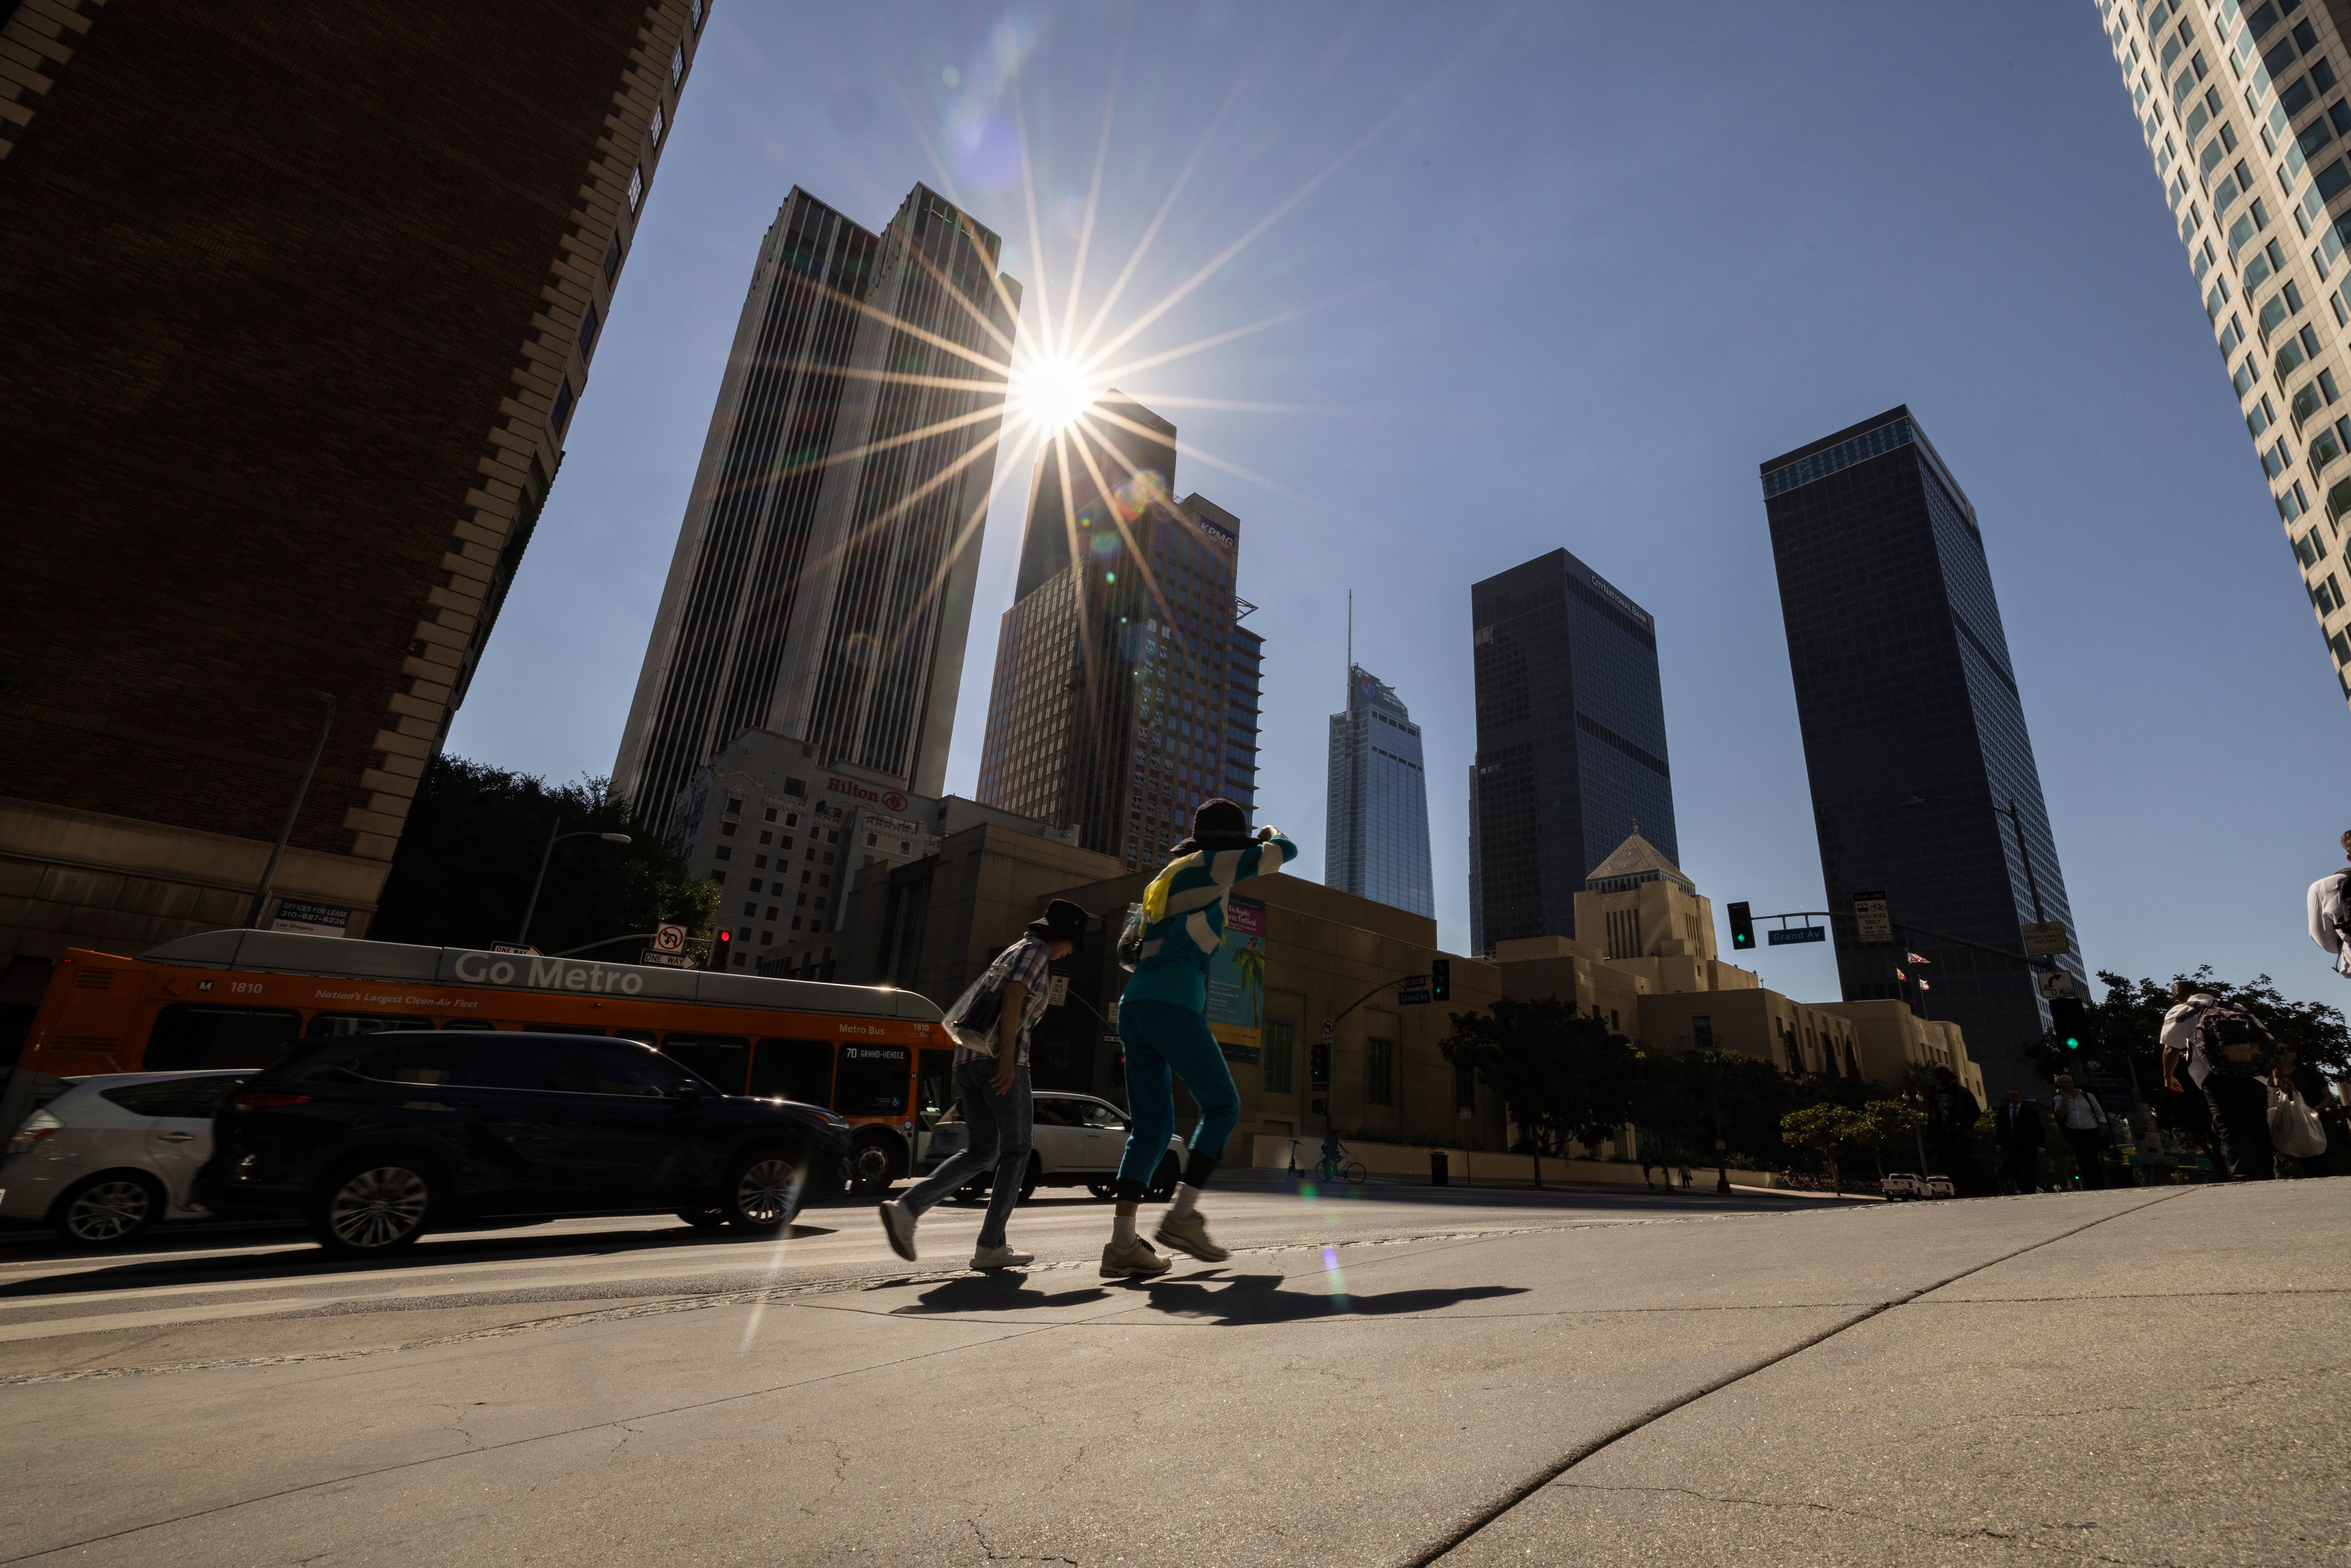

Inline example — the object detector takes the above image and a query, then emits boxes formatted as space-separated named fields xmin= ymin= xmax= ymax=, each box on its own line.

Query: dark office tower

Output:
xmin=0 ymin=0 xmax=703 ymax=1000
xmin=1760 ymin=405 xmax=2085 ymax=1098
xmin=1224 ymin=622 xmax=1265 ymax=812
xmin=978 ymin=398 xmax=1247 ymax=871
xmin=614 ymin=185 xmax=1021 ymax=831
xmin=1470 ymin=551 xmax=1677 ymax=948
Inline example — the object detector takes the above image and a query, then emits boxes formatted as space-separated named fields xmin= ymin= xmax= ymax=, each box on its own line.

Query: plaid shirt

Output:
xmin=955 ymin=935 xmax=1054 ymax=1068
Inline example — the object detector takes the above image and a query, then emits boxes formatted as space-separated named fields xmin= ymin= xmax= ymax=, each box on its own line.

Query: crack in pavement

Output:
xmin=968 ymin=1514 xmax=1079 ymax=1565
xmin=1546 ymin=1480 xmax=2193 ymax=1568
xmin=1404 ymin=1188 xmax=2195 ymax=1567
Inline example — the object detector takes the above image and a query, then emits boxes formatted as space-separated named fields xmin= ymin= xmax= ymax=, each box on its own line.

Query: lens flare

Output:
xmin=1011 ymin=352 xmax=1102 ymax=433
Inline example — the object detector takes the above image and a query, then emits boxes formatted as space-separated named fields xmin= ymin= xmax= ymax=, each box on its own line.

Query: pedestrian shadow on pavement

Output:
xmin=1132 ymin=1270 xmax=1528 ymax=1325
xmin=885 ymin=1273 xmax=1113 ymax=1316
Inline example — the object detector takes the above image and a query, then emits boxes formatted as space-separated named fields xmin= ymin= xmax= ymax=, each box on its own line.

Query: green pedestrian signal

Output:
xmin=1728 ymin=902 xmax=1754 ymax=950
xmin=1429 ymin=958 xmax=1451 ymax=1002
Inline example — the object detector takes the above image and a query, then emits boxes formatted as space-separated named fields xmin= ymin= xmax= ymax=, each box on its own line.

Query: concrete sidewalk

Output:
xmin=2 ymin=1180 xmax=2340 ymax=1566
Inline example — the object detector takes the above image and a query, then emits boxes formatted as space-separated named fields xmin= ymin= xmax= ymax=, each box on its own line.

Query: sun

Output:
xmin=1011 ymin=352 xmax=1103 ymax=435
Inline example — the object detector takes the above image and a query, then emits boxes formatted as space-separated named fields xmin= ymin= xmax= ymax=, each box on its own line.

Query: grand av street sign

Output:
xmin=1767 ymin=926 xmax=1825 ymax=946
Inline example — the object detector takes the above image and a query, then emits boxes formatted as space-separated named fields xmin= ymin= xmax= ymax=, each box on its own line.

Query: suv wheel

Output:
xmin=310 ymin=1159 xmax=436 ymax=1258
xmin=724 ymin=1150 xmax=805 ymax=1233
xmin=847 ymin=1137 xmax=902 ymax=1196
xmin=55 ymin=1172 xmax=165 ymax=1247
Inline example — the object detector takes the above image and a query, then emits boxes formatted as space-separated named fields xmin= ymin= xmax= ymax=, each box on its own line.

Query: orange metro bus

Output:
xmin=6 ymin=930 xmax=951 ymax=1194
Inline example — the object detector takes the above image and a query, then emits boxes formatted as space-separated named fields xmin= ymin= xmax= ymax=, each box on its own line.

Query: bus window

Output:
xmin=750 ymin=1039 xmax=832 ymax=1104
xmin=916 ymin=1048 xmax=955 ymax=1128
xmin=660 ymin=1033 xmax=749 ymax=1095
xmin=147 ymin=1005 xmax=303 ymax=1072
xmin=835 ymin=1044 xmax=912 ymax=1117
xmin=307 ymin=1013 xmax=433 ymax=1037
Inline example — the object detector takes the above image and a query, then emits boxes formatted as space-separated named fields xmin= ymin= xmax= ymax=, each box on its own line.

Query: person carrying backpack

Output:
xmin=877 ymin=898 xmax=1091 ymax=1269
xmin=2305 ymin=829 xmax=2351 ymax=978
xmin=1099 ymin=799 xmax=1295 ymax=1279
xmin=2159 ymin=979 xmax=2276 ymax=1181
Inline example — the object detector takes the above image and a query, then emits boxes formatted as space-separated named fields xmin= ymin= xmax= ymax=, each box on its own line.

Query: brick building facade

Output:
xmin=0 ymin=1 xmax=704 ymax=1037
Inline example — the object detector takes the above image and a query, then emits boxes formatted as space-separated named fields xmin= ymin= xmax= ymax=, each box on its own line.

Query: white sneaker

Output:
xmin=970 ymin=1244 xmax=1033 ymax=1270
xmin=878 ymin=1200 xmax=917 ymax=1262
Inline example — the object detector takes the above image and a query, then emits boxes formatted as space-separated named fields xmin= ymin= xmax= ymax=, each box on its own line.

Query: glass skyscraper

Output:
xmin=1470 ymin=549 xmax=1677 ymax=950
xmin=2096 ymin=0 xmax=2351 ymax=712
xmin=614 ymin=184 xmax=1019 ymax=831
xmin=1325 ymin=665 xmax=1435 ymax=918
xmin=1760 ymin=405 xmax=2086 ymax=1099
xmin=976 ymin=394 xmax=1257 ymax=867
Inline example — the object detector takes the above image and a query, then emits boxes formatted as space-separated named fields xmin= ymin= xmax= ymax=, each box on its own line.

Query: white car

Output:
xmin=1 ymin=1070 xmax=252 ymax=1245
xmin=1880 ymin=1171 xmax=1926 ymax=1201
xmin=917 ymin=1090 xmax=1186 ymax=1202
xmin=1924 ymin=1174 xmax=1956 ymax=1198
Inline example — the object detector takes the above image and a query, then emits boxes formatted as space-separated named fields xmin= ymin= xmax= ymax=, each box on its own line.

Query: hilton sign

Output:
xmin=828 ymin=777 xmax=908 ymax=813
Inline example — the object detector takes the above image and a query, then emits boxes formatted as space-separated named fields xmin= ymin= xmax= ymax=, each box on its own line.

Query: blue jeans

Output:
xmin=1116 ymin=999 xmax=1239 ymax=1189
xmin=898 ymin=1059 xmax=1031 ymax=1247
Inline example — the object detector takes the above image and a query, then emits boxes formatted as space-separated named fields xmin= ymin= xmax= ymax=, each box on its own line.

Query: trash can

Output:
xmin=1430 ymin=1150 xmax=1449 ymax=1186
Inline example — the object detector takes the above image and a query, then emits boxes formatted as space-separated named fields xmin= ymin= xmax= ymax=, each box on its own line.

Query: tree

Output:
xmin=1780 ymin=1103 xmax=1866 ymax=1192
xmin=1439 ymin=998 xmax=1641 ymax=1186
xmin=1851 ymin=1099 xmax=1926 ymax=1180
xmin=371 ymin=756 xmax=718 ymax=958
xmin=1631 ymin=1048 xmax=1798 ymax=1177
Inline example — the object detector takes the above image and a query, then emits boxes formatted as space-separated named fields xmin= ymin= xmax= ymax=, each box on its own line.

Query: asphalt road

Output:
xmin=1 ymin=1177 xmax=2341 ymax=1566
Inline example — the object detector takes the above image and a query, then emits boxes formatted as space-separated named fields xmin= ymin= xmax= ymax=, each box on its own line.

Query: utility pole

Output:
xmin=245 ymin=693 xmax=336 ymax=929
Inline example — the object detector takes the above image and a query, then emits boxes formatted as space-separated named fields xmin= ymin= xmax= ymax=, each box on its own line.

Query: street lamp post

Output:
xmin=517 ymin=822 xmax=631 ymax=949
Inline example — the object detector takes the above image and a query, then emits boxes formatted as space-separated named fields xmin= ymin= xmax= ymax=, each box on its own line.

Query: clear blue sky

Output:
xmin=446 ymin=1 xmax=2351 ymax=1015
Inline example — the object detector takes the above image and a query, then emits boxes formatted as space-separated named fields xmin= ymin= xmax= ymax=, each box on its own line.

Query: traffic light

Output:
xmin=2050 ymin=995 xmax=2086 ymax=1050
xmin=1310 ymin=1039 xmax=1331 ymax=1085
xmin=714 ymin=929 xmax=733 ymax=968
xmin=1429 ymin=958 xmax=1451 ymax=1002
xmin=1728 ymin=901 xmax=1754 ymax=950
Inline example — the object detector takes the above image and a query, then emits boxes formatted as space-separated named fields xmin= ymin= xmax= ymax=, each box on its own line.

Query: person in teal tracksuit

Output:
xmin=1101 ymin=797 xmax=1296 ymax=1278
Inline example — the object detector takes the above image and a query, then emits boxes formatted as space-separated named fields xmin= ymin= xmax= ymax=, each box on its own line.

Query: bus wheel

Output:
xmin=54 ymin=1171 xmax=165 ymax=1247
xmin=725 ymin=1149 xmax=805 ymax=1233
xmin=310 ymin=1158 xmax=436 ymax=1259
xmin=848 ymin=1136 xmax=903 ymax=1196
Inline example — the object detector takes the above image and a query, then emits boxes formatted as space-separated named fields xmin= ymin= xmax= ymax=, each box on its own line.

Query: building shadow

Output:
xmin=885 ymin=1273 xmax=1113 ymax=1316
xmin=1129 ymin=1270 xmax=1528 ymax=1325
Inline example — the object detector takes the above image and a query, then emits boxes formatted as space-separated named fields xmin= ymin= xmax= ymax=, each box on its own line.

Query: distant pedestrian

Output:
xmin=1994 ymin=1088 xmax=2046 ymax=1194
xmin=2051 ymin=1074 xmax=2110 ymax=1190
xmin=2160 ymin=980 xmax=2276 ymax=1181
xmin=1100 ymin=800 xmax=1296 ymax=1278
xmin=2306 ymin=830 xmax=2351 ymax=977
xmin=1925 ymin=1064 xmax=1982 ymax=1195
xmin=877 ymin=899 xmax=1091 ymax=1269
xmin=2273 ymin=1041 xmax=2333 ymax=1110
xmin=1677 ymin=1162 xmax=1694 ymax=1190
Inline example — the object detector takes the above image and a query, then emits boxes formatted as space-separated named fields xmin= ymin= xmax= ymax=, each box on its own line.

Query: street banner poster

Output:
xmin=1205 ymin=892 xmax=1266 ymax=1065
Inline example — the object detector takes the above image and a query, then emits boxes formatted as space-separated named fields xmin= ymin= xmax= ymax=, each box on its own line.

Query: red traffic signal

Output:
xmin=714 ymin=930 xmax=733 ymax=967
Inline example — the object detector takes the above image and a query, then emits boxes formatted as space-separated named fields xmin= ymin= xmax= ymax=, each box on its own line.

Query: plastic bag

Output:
xmin=1116 ymin=902 xmax=1146 ymax=973
xmin=941 ymin=967 xmax=1006 ymax=1056
xmin=2268 ymin=1086 xmax=2328 ymax=1158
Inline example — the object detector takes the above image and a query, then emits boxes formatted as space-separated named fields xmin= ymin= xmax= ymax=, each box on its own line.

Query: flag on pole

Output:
xmin=1895 ymin=969 xmax=1907 ymax=982
xmin=1907 ymin=952 xmax=1932 ymax=965
xmin=1918 ymin=979 xmax=1932 ymax=991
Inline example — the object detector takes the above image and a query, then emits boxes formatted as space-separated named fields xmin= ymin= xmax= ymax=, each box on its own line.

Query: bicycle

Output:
xmin=1288 ymin=1136 xmax=1365 ymax=1185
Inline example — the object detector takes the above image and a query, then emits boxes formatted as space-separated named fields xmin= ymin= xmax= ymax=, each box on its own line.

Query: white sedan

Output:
xmin=917 ymin=1090 xmax=1185 ymax=1202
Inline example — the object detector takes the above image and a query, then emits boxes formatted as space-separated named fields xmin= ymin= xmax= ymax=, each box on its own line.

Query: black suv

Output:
xmin=195 ymin=1031 xmax=851 ymax=1258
